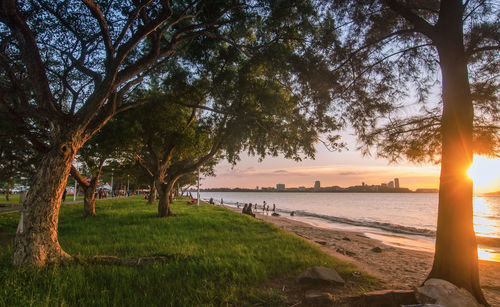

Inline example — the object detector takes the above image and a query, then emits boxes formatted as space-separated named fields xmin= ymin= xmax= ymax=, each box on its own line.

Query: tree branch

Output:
xmin=382 ymin=0 xmax=438 ymax=41
xmin=0 ymin=0 xmax=57 ymax=113
xmin=70 ymin=165 xmax=91 ymax=188
xmin=81 ymin=0 xmax=114 ymax=62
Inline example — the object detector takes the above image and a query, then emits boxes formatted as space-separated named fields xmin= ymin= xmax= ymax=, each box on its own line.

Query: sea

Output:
xmin=198 ymin=192 xmax=500 ymax=262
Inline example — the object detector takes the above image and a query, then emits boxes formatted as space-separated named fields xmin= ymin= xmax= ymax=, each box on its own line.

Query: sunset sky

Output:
xmin=202 ymin=134 xmax=500 ymax=193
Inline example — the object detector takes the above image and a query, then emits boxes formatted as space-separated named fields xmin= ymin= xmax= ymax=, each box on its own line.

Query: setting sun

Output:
xmin=467 ymin=155 xmax=500 ymax=193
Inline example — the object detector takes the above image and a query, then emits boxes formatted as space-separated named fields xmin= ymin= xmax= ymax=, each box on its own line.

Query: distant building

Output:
xmin=394 ymin=178 xmax=400 ymax=189
xmin=314 ymin=181 xmax=321 ymax=191
xmin=256 ymin=186 xmax=259 ymax=190
xmin=362 ymin=182 xmax=365 ymax=186
xmin=388 ymin=181 xmax=394 ymax=189
xmin=299 ymin=186 xmax=306 ymax=191
xmin=381 ymin=183 xmax=387 ymax=188
xmin=276 ymin=183 xmax=285 ymax=191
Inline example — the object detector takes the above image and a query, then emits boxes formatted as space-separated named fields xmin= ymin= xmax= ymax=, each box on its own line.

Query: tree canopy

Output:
xmin=312 ymin=0 xmax=499 ymax=163
xmin=311 ymin=1 xmax=499 ymax=304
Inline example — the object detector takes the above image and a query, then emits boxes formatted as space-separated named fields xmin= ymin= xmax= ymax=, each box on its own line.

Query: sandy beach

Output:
xmin=226 ymin=206 xmax=500 ymax=305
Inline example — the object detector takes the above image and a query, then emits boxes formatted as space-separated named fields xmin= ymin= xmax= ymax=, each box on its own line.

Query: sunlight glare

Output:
xmin=466 ymin=155 xmax=500 ymax=193
xmin=478 ymin=248 xmax=500 ymax=262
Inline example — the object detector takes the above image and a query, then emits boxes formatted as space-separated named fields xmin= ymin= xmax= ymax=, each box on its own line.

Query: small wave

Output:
xmin=290 ymin=211 xmax=436 ymax=237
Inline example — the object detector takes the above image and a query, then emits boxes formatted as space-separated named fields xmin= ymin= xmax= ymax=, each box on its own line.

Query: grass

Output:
xmin=0 ymin=193 xmax=86 ymax=205
xmin=0 ymin=193 xmax=21 ymax=204
xmin=0 ymin=197 xmax=379 ymax=306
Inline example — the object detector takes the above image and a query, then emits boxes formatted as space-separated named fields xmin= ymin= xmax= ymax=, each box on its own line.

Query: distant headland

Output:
xmin=197 ymin=179 xmax=439 ymax=193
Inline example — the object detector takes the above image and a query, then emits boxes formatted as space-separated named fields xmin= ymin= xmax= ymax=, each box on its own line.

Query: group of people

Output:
xmin=237 ymin=200 xmax=280 ymax=218
xmin=241 ymin=203 xmax=255 ymax=217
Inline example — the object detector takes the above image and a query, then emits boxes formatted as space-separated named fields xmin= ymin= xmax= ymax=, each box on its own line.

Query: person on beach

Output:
xmin=236 ymin=201 xmax=239 ymax=208
xmin=209 ymin=198 xmax=214 ymax=204
xmin=247 ymin=205 xmax=255 ymax=217
xmin=254 ymin=203 xmax=257 ymax=210
xmin=242 ymin=203 xmax=255 ymax=217
xmin=272 ymin=203 xmax=276 ymax=212
xmin=221 ymin=198 xmax=224 ymax=205
xmin=291 ymin=211 xmax=295 ymax=216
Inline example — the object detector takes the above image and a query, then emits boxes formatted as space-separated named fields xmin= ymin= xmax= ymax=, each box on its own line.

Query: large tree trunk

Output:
xmin=82 ymin=177 xmax=99 ymax=218
xmin=157 ymin=181 xmax=174 ymax=217
xmin=13 ymin=142 xmax=78 ymax=266
xmin=148 ymin=179 xmax=157 ymax=204
xmin=427 ymin=3 xmax=487 ymax=305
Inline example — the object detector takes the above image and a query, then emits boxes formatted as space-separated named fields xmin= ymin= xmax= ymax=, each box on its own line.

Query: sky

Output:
xmin=201 ymin=134 xmax=500 ymax=193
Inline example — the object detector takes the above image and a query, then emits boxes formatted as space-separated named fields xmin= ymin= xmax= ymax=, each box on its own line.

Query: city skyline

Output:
xmin=201 ymin=138 xmax=500 ymax=193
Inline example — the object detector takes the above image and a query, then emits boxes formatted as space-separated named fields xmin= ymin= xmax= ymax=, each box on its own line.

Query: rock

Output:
xmin=315 ymin=240 xmax=327 ymax=245
xmin=345 ymin=250 xmax=356 ymax=256
xmin=336 ymin=247 xmax=356 ymax=256
xmin=342 ymin=237 xmax=351 ymax=241
xmin=297 ymin=266 xmax=345 ymax=286
xmin=371 ymin=247 xmax=382 ymax=253
xmin=304 ymin=290 xmax=334 ymax=305
xmin=416 ymin=278 xmax=484 ymax=307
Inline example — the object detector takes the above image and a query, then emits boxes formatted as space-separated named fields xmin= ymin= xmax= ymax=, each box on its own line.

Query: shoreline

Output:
xmin=223 ymin=205 xmax=500 ymax=306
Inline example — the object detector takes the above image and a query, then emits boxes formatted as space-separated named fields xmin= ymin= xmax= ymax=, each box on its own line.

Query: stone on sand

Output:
xmin=416 ymin=278 xmax=484 ymax=307
xmin=297 ymin=266 xmax=345 ymax=286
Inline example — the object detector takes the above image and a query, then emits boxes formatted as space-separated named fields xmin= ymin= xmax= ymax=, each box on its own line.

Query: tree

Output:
xmin=319 ymin=1 xmax=499 ymax=304
xmin=126 ymin=91 xmax=218 ymax=217
xmin=0 ymin=105 xmax=38 ymax=200
xmin=0 ymin=0 xmax=245 ymax=266
xmin=130 ymin=26 xmax=346 ymax=217
xmin=70 ymin=117 xmax=139 ymax=217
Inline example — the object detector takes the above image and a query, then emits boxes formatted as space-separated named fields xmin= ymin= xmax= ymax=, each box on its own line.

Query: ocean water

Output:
xmin=199 ymin=192 xmax=500 ymax=262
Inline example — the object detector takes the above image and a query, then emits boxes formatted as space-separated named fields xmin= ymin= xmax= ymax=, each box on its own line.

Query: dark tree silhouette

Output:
xmin=318 ymin=1 xmax=499 ymax=304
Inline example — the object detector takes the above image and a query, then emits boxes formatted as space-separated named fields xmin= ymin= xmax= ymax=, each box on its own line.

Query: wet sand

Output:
xmin=227 ymin=206 xmax=500 ymax=305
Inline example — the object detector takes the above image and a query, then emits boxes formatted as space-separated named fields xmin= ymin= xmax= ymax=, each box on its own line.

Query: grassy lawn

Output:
xmin=0 ymin=193 xmax=86 ymax=205
xmin=0 ymin=193 xmax=21 ymax=204
xmin=0 ymin=197 xmax=378 ymax=306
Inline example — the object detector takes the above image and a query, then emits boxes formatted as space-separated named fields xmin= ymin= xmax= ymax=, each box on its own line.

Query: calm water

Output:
xmin=199 ymin=192 xmax=500 ymax=261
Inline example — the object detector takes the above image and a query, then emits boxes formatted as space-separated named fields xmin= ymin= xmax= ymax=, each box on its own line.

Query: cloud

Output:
xmin=337 ymin=171 xmax=362 ymax=176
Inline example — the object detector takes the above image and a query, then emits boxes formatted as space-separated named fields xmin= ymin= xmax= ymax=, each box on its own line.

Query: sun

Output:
xmin=466 ymin=155 xmax=500 ymax=193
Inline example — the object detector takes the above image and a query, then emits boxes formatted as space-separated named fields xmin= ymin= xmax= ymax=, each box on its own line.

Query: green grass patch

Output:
xmin=0 ymin=197 xmax=378 ymax=306
xmin=0 ymin=193 xmax=86 ymax=205
xmin=0 ymin=193 xmax=21 ymax=204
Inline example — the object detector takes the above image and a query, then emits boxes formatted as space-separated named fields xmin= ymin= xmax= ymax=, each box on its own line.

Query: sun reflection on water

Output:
xmin=478 ymin=248 xmax=500 ymax=262
xmin=473 ymin=197 xmax=500 ymax=238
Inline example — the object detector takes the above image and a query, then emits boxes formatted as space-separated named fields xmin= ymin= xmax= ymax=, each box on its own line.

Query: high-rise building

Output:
xmin=394 ymin=178 xmax=400 ymax=189
xmin=276 ymin=184 xmax=285 ymax=191
xmin=314 ymin=181 xmax=320 ymax=191
xmin=388 ymin=181 xmax=394 ymax=188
